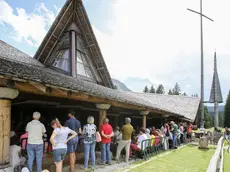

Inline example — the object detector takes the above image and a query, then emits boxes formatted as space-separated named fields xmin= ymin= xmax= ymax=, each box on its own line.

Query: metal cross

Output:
xmin=187 ymin=0 xmax=214 ymax=128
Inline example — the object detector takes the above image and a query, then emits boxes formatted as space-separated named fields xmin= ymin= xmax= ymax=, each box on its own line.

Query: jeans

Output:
xmin=27 ymin=144 xmax=43 ymax=172
xmin=172 ymin=135 xmax=177 ymax=149
xmin=84 ymin=142 xmax=96 ymax=169
xmin=101 ymin=143 xmax=111 ymax=163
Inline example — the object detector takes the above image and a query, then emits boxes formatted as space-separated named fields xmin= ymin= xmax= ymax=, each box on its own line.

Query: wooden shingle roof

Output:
xmin=0 ymin=41 xmax=200 ymax=121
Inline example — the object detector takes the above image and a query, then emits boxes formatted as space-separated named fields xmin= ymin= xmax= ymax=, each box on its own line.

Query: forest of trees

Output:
xmin=142 ymin=83 xmax=228 ymax=129
xmin=143 ymin=82 xmax=195 ymax=96
xmin=224 ymin=90 xmax=230 ymax=127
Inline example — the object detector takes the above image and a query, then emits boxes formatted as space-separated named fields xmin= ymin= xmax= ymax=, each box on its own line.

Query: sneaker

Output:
xmin=106 ymin=161 xmax=112 ymax=165
xmin=99 ymin=162 xmax=105 ymax=165
xmin=80 ymin=166 xmax=88 ymax=171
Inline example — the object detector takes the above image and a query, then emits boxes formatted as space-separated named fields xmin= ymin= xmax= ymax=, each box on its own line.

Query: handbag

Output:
xmin=96 ymin=131 xmax=101 ymax=142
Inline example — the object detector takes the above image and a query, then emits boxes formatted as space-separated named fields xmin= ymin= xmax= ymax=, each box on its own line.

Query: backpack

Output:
xmin=96 ymin=131 xmax=101 ymax=142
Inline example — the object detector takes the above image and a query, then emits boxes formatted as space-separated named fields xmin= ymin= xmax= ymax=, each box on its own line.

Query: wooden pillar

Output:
xmin=143 ymin=115 xmax=147 ymax=129
xmin=96 ymin=104 xmax=111 ymax=129
xmin=98 ymin=110 xmax=107 ymax=129
xmin=0 ymin=87 xmax=18 ymax=168
xmin=140 ymin=111 xmax=149 ymax=129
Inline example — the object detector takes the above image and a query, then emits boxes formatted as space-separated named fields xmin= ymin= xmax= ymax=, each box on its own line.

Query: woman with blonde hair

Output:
xmin=50 ymin=119 xmax=77 ymax=172
xmin=82 ymin=116 xmax=97 ymax=171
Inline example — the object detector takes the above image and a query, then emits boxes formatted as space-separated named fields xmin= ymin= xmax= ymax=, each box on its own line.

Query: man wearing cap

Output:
xmin=26 ymin=112 xmax=46 ymax=172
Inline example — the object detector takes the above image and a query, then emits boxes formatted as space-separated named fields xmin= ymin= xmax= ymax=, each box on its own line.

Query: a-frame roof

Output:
xmin=34 ymin=0 xmax=114 ymax=88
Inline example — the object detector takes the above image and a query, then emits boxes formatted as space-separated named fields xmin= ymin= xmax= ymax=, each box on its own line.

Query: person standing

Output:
xmin=170 ymin=121 xmax=178 ymax=149
xmin=100 ymin=118 xmax=114 ymax=165
xmin=50 ymin=119 xmax=77 ymax=172
xmin=65 ymin=111 xmax=81 ymax=172
xmin=26 ymin=112 xmax=46 ymax=172
xmin=115 ymin=118 xmax=133 ymax=163
xmin=187 ymin=123 xmax=193 ymax=142
xmin=82 ymin=116 xmax=97 ymax=170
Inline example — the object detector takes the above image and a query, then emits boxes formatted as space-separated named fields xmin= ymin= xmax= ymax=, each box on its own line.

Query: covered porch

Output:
xmin=0 ymin=76 xmax=198 ymax=169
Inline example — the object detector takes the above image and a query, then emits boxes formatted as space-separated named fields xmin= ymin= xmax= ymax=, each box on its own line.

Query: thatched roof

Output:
xmin=0 ymin=40 xmax=43 ymax=67
xmin=0 ymin=41 xmax=200 ymax=121
xmin=33 ymin=0 xmax=113 ymax=88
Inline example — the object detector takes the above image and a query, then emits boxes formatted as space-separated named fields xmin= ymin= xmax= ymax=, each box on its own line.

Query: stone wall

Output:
xmin=206 ymin=137 xmax=224 ymax=172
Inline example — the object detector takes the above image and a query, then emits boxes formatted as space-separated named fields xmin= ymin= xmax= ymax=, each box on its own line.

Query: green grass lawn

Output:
xmin=224 ymin=149 xmax=230 ymax=172
xmin=118 ymin=145 xmax=215 ymax=172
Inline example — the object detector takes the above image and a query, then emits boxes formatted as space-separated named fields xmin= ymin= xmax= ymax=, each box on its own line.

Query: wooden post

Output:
xmin=143 ymin=115 xmax=147 ymax=129
xmin=0 ymin=87 xmax=18 ymax=168
xmin=95 ymin=104 xmax=111 ymax=129
xmin=0 ymin=100 xmax=11 ymax=166
xmin=140 ymin=111 xmax=149 ymax=129
xmin=98 ymin=110 xmax=106 ymax=129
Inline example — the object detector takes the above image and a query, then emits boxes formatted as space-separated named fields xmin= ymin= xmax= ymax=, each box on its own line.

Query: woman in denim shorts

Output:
xmin=50 ymin=119 xmax=77 ymax=172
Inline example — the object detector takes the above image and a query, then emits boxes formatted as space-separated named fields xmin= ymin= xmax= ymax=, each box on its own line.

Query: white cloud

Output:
xmin=0 ymin=0 xmax=229 ymax=101
xmin=0 ymin=0 xmax=55 ymax=47
xmin=93 ymin=0 xmax=230 ymax=100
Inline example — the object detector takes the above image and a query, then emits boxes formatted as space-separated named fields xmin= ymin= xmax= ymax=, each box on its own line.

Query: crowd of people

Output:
xmin=9 ymin=111 xmax=194 ymax=172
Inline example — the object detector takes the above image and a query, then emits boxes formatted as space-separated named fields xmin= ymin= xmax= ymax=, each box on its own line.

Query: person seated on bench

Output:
xmin=129 ymin=128 xmax=147 ymax=157
xmin=145 ymin=129 xmax=151 ymax=139
xmin=10 ymin=143 xmax=26 ymax=168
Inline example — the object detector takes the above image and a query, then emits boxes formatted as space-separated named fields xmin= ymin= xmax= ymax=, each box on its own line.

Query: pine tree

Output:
xmin=168 ymin=89 xmax=173 ymax=95
xmin=182 ymin=92 xmax=187 ymax=96
xmin=219 ymin=112 xmax=224 ymax=127
xmin=156 ymin=84 xmax=165 ymax=94
xmin=224 ymin=90 xmax=230 ymax=127
xmin=204 ymin=106 xmax=212 ymax=128
xmin=143 ymin=85 xmax=149 ymax=93
xmin=114 ymin=85 xmax=118 ymax=90
xmin=172 ymin=83 xmax=181 ymax=95
xmin=149 ymin=85 xmax=155 ymax=93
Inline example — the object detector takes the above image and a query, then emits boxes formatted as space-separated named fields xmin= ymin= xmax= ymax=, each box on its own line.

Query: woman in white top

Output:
xmin=50 ymin=119 xmax=77 ymax=172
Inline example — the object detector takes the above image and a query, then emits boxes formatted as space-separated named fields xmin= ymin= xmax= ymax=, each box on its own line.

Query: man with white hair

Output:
xmin=115 ymin=118 xmax=133 ymax=163
xmin=26 ymin=112 xmax=46 ymax=172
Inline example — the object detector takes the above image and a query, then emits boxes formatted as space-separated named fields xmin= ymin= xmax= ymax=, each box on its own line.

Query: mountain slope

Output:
xmin=123 ymin=77 xmax=155 ymax=92
xmin=112 ymin=78 xmax=132 ymax=91
xmin=207 ymin=105 xmax=225 ymax=113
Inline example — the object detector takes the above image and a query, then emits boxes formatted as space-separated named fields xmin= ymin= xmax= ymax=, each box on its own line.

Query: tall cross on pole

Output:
xmin=187 ymin=0 xmax=214 ymax=128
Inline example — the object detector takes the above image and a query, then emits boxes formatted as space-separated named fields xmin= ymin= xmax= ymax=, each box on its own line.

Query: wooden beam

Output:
xmin=44 ymin=12 xmax=74 ymax=64
xmin=52 ymin=34 xmax=60 ymax=41
xmin=13 ymin=81 xmax=145 ymax=111
xmin=0 ymin=77 xmax=179 ymax=116
xmin=29 ymin=82 xmax=52 ymax=94
xmin=29 ymin=82 xmax=47 ymax=93
xmin=37 ymin=1 xmax=73 ymax=61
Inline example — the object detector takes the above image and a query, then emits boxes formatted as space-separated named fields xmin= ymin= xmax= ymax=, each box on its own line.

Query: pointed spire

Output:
xmin=209 ymin=51 xmax=223 ymax=103
xmin=214 ymin=51 xmax=217 ymax=71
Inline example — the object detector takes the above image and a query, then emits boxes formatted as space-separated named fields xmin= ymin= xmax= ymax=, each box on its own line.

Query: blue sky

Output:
xmin=0 ymin=0 xmax=114 ymax=55
xmin=0 ymin=0 xmax=230 ymax=103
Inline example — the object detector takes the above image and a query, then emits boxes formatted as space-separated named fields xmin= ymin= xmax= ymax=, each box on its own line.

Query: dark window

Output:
xmin=52 ymin=49 xmax=70 ymax=72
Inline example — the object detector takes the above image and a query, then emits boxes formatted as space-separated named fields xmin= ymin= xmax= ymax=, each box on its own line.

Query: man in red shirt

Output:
xmin=100 ymin=118 xmax=114 ymax=165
